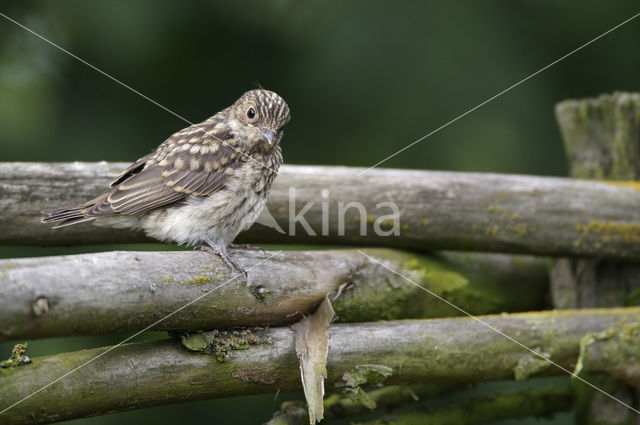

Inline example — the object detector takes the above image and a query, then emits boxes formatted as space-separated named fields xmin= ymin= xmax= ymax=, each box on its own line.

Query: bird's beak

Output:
xmin=261 ymin=129 xmax=277 ymax=146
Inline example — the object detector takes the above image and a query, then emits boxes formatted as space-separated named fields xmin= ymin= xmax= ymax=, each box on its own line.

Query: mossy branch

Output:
xmin=1 ymin=162 xmax=640 ymax=259
xmin=351 ymin=384 xmax=573 ymax=425
xmin=576 ymin=323 xmax=640 ymax=389
xmin=1 ymin=308 xmax=639 ymax=424
xmin=0 ymin=248 xmax=548 ymax=341
xmin=265 ymin=383 xmax=463 ymax=425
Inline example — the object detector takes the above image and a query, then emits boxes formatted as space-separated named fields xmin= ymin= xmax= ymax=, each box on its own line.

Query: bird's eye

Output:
xmin=247 ymin=108 xmax=256 ymax=119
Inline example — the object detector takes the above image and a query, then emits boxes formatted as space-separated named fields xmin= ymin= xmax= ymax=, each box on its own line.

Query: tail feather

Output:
xmin=41 ymin=206 xmax=93 ymax=228
xmin=41 ymin=194 xmax=108 ymax=228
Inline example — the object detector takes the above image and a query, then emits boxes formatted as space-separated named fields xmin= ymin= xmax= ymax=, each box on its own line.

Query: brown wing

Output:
xmin=85 ymin=127 xmax=244 ymax=217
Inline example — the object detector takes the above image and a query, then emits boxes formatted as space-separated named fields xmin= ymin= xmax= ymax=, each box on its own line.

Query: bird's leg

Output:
xmin=201 ymin=239 xmax=247 ymax=277
xmin=228 ymin=243 xmax=266 ymax=254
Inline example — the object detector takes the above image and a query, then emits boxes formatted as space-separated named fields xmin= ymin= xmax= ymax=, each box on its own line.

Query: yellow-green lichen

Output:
xmin=422 ymin=218 xmax=430 ymax=227
xmin=575 ymin=220 xmax=640 ymax=243
xmin=181 ymin=275 xmax=214 ymax=285
xmin=602 ymin=180 xmax=640 ymax=191
xmin=179 ymin=270 xmax=224 ymax=285
xmin=485 ymin=225 xmax=499 ymax=235
xmin=1 ymin=343 xmax=31 ymax=369
xmin=507 ymin=223 xmax=529 ymax=235
xmin=487 ymin=205 xmax=528 ymax=223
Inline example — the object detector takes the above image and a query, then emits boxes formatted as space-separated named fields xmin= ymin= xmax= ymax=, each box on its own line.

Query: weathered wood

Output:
xmin=1 ymin=308 xmax=638 ymax=425
xmin=552 ymin=92 xmax=640 ymax=423
xmin=556 ymin=92 xmax=640 ymax=181
xmin=351 ymin=384 xmax=573 ymax=425
xmin=1 ymin=162 xmax=640 ymax=259
xmin=576 ymin=323 xmax=640 ymax=389
xmin=552 ymin=92 xmax=640 ymax=307
xmin=267 ymin=383 xmax=572 ymax=425
xmin=0 ymin=249 xmax=548 ymax=340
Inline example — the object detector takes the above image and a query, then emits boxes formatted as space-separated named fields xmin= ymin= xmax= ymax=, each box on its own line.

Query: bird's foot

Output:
xmin=201 ymin=241 xmax=247 ymax=278
xmin=229 ymin=243 xmax=266 ymax=254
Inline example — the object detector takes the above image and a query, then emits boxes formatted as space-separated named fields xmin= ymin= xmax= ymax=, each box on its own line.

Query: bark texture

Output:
xmin=551 ymin=92 xmax=640 ymax=309
xmin=0 ymin=249 xmax=548 ymax=340
xmin=1 ymin=308 xmax=638 ymax=424
xmin=1 ymin=162 xmax=640 ymax=260
xmin=552 ymin=92 xmax=640 ymax=423
xmin=266 ymin=383 xmax=571 ymax=425
xmin=352 ymin=384 xmax=573 ymax=425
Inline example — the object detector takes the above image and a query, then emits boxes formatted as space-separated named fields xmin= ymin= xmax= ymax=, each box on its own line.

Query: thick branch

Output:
xmin=576 ymin=323 xmax=640 ymax=389
xmin=1 ymin=163 xmax=640 ymax=259
xmin=1 ymin=309 xmax=638 ymax=425
xmin=0 ymin=249 xmax=548 ymax=340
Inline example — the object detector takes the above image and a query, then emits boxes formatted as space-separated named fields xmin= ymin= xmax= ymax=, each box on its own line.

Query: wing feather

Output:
xmin=86 ymin=139 xmax=243 ymax=217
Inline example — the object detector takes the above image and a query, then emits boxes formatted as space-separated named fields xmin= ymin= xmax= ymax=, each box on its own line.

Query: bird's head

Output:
xmin=229 ymin=89 xmax=290 ymax=150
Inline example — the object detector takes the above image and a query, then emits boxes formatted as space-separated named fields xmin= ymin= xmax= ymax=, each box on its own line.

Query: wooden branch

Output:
xmin=0 ymin=249 xmax=548 ymax=340
xmin=267 ymin=384 xmax=464 ymax=424
xmin=2 ymin=308 xmax=638 ymax=425
xmin=576 ymin=323 xmax=640 ymax=389
xmin=350 ymin=384 xmax=573 ymax=425
xmin=1 ymin=162 xmax=640 ymax=259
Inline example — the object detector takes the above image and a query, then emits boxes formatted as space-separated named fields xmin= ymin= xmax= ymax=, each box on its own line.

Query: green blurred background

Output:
xmin=1 ymin=1 xmax=639 ymax=424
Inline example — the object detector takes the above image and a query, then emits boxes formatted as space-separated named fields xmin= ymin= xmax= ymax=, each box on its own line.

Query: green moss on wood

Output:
xmin=178 ymin=327 xmax=272 ymax=362
xmin=513 ymin=351 xmax=552 ymax=380
xmin=333 ymin=249 xmax=548 ymax=322
xmin=352 ymin=384 xmax=573 ymax=425
xmin=575 ymin=323 xmax=640 ymax=389
xmin=334 ymin=365 xmax=393 ymax=409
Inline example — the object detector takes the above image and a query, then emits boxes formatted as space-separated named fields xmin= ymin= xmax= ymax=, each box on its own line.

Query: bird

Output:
xmin=41 ymin=89 xmax=290 ymax=273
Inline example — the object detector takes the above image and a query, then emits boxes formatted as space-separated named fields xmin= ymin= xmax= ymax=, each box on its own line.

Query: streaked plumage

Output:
xmin=42 ymin=89 xmax=290 ymax=272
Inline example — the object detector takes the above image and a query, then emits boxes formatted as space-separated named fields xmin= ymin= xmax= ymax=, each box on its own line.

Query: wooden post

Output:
xmin=552 ymin=92 xmax=640 ymax=308
xmin=552 ymin=92 xmax=640 ymax=424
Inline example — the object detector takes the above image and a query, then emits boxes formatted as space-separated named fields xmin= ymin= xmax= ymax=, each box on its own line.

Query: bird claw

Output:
xmin=201 ymin=243 xmax=247 ymax=278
